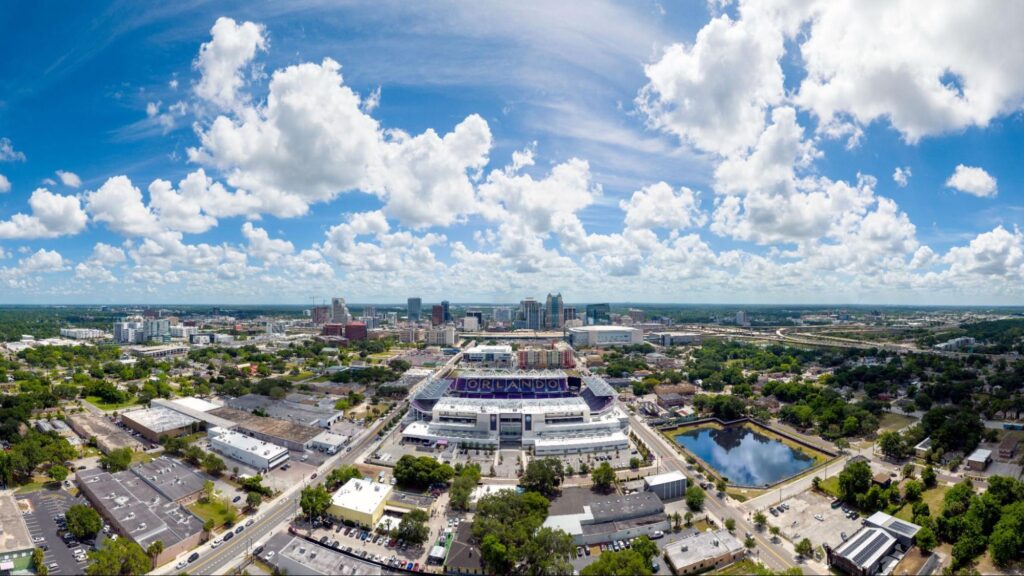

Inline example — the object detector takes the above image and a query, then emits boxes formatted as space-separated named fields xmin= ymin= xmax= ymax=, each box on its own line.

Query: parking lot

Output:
xmin=259 ymin=532 xmax=404 ymax=575
xmin=18 ymin=489 xmax=91 ymax=575
xmin=308 ymin=520 xmax=429 ymax=569
xmin=768 ymin=491 xmax=862 ymax=551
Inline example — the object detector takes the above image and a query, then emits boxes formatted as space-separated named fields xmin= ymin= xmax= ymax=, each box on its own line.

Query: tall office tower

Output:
xmin=431 ymin=305 xmax=444 ymax=326
xmin=312 ymin=306 xmax=331 ymax=325
xmin=563 ymin=307 xmax=578 ymax=324
xmin=493 ymin=307 xmax=513 ymax=323
xmin=441 ymin=300 xmax=451 ymax=323
xmin=407 ymin=297 xmax=422 ymax=322
xmin=544 ymin=293 xmax=564 ymax=330
xmin=585 ymin=303 xmax=611 ymax=326
xmin=331 ymin=297 xmax=352 ymax=324
xmin=736 ymin=310 xmax=750 ymax=326
xmin=143 ymin=319 xmax=171 ymax=343
xmin=627 ymin=308 xmax=645 ymax=323
xmin=466 ymin=310 xmax=484 ymax=327
xmin=519 ymin=298 xmax=542 ymax=330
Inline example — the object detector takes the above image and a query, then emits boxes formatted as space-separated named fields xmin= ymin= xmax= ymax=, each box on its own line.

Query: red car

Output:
xmin=413 ymin=563 xmax=420 ymax=572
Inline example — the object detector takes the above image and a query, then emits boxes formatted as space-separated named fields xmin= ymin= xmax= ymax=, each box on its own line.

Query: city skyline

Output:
xmin=1 ymin=2 xmax=1024 ymax=305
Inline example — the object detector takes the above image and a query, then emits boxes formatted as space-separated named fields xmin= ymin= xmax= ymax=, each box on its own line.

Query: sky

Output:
xmin=0 ymin=0 xmax=1023 ymax=305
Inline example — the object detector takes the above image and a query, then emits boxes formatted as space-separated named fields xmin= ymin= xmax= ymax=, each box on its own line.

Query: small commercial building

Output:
xmin=67 ymin=412 xmax=143 ymax=454
xmin=543 ymin=489 xmax=669 ymax=546
xmin=644 ymin=471 xmax=687 ymax=502
xmin=966 ymin=448 xmax=992 ymax=471
xmin=208 ymin=427 xmax=289 ymax=471
xmin=225 ymin=394 xmax=343 ymax=429
xmin=999 ymin=436 xmax=1019 ymax=459
xmin=665 ymin=529 xmax=745 ymax=575
xmin=651 ymin=332 xmax=702 ymax=346
xmin=121 ymin=406 xmax=200 ymax=442
xmin=309 ymin=431 xmax=347 ymax=454
xmin=0 ymin=493 xmax=35 ymax=573
xmin=445 ymin=523 xmax=485 ymax=575
xmin=128 ymin=344 xmax=189 ymax=359
xmin=913 ymin=437 xmax=932 ymax=459
xmin=208 ymin=406 xmax=321 ymax=451
xmin=864 ymin=512 xmax=920 ymax=548
xmin=328 ymin=478 xmax=393 ymax=528
xmin=826 ymin=527 xmax=899 ymax=576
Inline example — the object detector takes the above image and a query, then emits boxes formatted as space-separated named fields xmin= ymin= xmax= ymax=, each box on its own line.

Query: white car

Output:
xmin=246 ymin=518 xmax=254 ymax=527
xmin=211 ymin=538 xmax=223 ymax=548
xmin=266 ymin=551 xmax=275 ymax=560
xmin=175 ymin=560 xmax=188 ymax=570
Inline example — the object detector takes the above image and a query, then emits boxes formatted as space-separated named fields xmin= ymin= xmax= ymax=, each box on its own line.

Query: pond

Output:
xmin=673 ymin=425 xmax=817 ymax=487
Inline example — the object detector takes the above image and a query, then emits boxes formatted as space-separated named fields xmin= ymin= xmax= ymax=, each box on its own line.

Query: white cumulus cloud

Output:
xmin=0 ymin=188 xmax=88 ymax=239
xmin=56 ymin=170 xmax=82 ymax=188
xmin=945 ymin=164 xmax=997 ymax=197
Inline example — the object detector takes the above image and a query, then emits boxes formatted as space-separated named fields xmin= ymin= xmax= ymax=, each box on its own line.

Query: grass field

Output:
xmin=188 ymin=499 xmax=236 ymax=529
xmin=283 ymin=371 xmax=315 ymax=382
xmin=15 ymin=479 xmax=49 ymax=494
xmin=878 ymin=412 xmax=917 ymax=432
xmin=819 ymin=475 xmax=841 ymax=498
xmin=85 ymin=396 xmax=142 ymax=411
xmin=894 ymin=485 xmax=949 ymax=521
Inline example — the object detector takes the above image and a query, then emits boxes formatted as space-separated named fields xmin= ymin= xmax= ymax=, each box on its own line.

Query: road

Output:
xmin=154 ymin=408 xmax=396 ymax=576
xmin=629 ymin=414 xmax=828 ymax=574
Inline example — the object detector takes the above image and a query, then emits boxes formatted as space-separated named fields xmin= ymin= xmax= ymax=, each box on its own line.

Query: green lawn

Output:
xmin=283 ymin=371 xmax=314 ymax=382
xmin=15 ymin=480 xmax=49 ymax=494
xmin=819 ymin=476 xmax=841 ymax=498
xmin=85 ymin=396 xmax=142 ymax=411
xmin=132 ymin=451 xmax=159 ymax=464
xmin=895 ymin=485 xmax=949 ymax=521
xmin=878 ymin=412 xmax=917 ymax=432
xmin=188 ymin=500 xmax=236 ymax=529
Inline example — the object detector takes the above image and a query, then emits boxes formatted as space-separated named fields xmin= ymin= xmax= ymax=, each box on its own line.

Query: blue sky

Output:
xmin=0 ymin=0 xmax=1022 ymax=304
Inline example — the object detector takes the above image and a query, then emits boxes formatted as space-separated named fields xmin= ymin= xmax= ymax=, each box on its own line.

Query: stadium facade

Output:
xmin=402 ymin=370 xmax=629 ymax=455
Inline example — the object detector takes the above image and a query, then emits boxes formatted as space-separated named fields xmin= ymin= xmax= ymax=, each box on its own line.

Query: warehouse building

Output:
xmin=208 ymin=427 xmax=289 ymax=471
xmin=208 ymin=406 xmax=321 ymax=451
xmin=665 ymin=529 xmax=745 ymax=575
xmin=966 ymin=448 xmax=992 ymax=471
xmin=0 ymin=493 xmax=35 ymax=573
xmin=543 ymin=488 xmax=669 ymax=546
xmin=565 ymin=326 xmax=643 ymax=348
xmin=329 ymin=478 xmax=393 ymax=528
xmin=67 ymin=412 xmax=143 ymax=454
xmin=150 ymin=397 xmax=237 ymax=430
xmin=121 ymin=406 xmax=200 ymax=442
xmin=309 ymin=431 xmax=348 ymax=454
xmin=132 ymin=456 xmax=207 ymax=504
xmin=644 ymin=471 xmax=687 ymax=501
xmin=826 ymin=513 xmax=919 ymax=576
xmin=77 ymin=468 xmax=204 ymax=566
xmin=225 ymin=393 xmax=343 ymax=428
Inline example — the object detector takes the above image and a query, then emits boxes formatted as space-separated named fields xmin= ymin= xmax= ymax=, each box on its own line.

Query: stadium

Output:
xmin=402 ymin=370 xmax=629 ymax=455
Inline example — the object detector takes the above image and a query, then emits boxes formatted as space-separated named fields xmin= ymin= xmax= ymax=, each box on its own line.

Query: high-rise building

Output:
xmin=431 ymin=305 xmax=444 ymax=326
xmin=628 ymin=308 xmax=646 ymax=323
xmin=426 ymin=326 xmax=456 ymax=347
xmin=113 ymin=318 xmax=144 ymax=344
xmin=408 ymin=298 xmax=422 ymax=322
xmin=312 ymin=306 xmax=331 ymax=325
xmin=331 ymin=298 xmax=352 ymax=324
xmin=518 ymin=298 xmax=542 ymax=330
xmin=493 ymin=307 xmax=513 ymax=323
xmin=143 ymin=319 xmax=171 ymax=343
xmin=563 ymin=307 xmax=578 ymax=324
xmin=736 ymin=310 xmax=750 ymax=326
xmin=544 ymin=293 xmax=564 ymax=330
xmin=585 ymin=304 xmax=611 ymax=326
xmin=441 ymin=300 xmax=451 ymax=323
xmin=344 ymin=322 xmax=368 ymax=341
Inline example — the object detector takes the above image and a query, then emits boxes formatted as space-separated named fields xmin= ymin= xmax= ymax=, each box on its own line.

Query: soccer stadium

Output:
xmin=402 ymin=370 xmax=629 ymax=455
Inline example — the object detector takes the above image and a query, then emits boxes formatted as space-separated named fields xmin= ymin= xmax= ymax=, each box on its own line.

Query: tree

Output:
xmin=299 ymin=485 xmax=331 ymax=523
xmin=769 ymin=526 xmax=781 ymax=541
xmin=921 ymin=466 xmax=937 ymax=488
xmin=246 ymin=491 xmax=262 ymax=510
xmin=591 ymin=462 xmax=615 ymax=492
xmin=200 ymin=480 xmax=215 ymax=504
xmin=725 ymin=518 xmax=736 ymax=532
xmin=685 ymin=485 xmax=705 ymax=511
xmin=878 ymin=431 xmax=905 ymax=459
xmin=202 ymin=518 xmax=215 ymax=540
xmin=795 ymin=538 xmax=814 ymax=558
xmin=325 ymin=465 xmax=362 ymax=490
xmin=902 ymin=463 xmax=915 ymax=479
xmin=834 ymin=438 xmax=850 ymax=454
xmin=472 ymin=490 xmax=553 ymax=574
xmin=224 ymin=505 xmax=238 ymax=527
xmin=629 ymin=457 xmax=641 ymax=469
xmin=48 ymin=464 xmax=68 ymax=483
xmin=86 ymin=537 xmax=150 ymax=576
xmin=580 ymin=549 xmax=652 ymax=576
xmin=632 ymin=536 xmax=659 ymax=566
xmin=33 ymin=547 xmax=47 ymax=576
xmin=65 ymin=504 xmax=103 ymax=539
xmin=684 ymin=511 xmax=693 ymax=526
xmin=521 ymin=527 xmax=575 ymax=576
xmin=520 ymin=458 xmax=565 ymax=497
xmin=715 ymin=478 xmax=727 ymax=494
xmin=393 ymin=508 xmax=430 ymax=544
xmin=393 ymin=455 xmax=454 ymax=489
xmin=202 ymin=453 xmax=226 ymax=476
xmin=915 ymin=526 xmax=937 ymax=553
xmin=146 ymin=540 xmax=164 ymax=569
xmin=745 ymin=535 xmax=756 ymax=548
xmin=838 ymin=460 xmax=872 ymax=503
xmin=753 ymin=511 xmax=767 ymax=528
xmin=903 ymin=480 xmax=923 ymax=502
xmin=100 ymin=447 xmax=133 ymax=472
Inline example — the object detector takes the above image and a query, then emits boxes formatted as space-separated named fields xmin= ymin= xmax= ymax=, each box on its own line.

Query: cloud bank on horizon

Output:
xmin=0 ymin=0 xmax=1022 ymax=305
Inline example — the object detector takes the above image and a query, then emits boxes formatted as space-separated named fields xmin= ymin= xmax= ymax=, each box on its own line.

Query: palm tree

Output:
xmin=146 ymin=540 xmax=164 ymax=569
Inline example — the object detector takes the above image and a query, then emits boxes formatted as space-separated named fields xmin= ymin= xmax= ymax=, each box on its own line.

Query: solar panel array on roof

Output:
xmin=851 ymin=530 xmax=894 ymax=567
xmin=886 ymin=518 xmax=918 ymax=537
xmin=837 ymin=529 xmax=874 ymax=557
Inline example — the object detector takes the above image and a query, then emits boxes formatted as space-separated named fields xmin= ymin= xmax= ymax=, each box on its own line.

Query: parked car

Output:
xmin=232 ymin=496 xmax=241 ymax=503
xmin=211 ymin=539 xmax=222 ymax=548
xmin=235 ymin=525 xmax=244 ymax=534
xmin=175 ymin=560 xmax=188 ymax=570
xmin=246 ymin=518 xmax=254 ymax=527
xmin=224 ymin=531 xmax=234 ymax=542
xmin=266 ymin=551 xmax=275 ymax=560
xmin=188 ymin=552 xmax=199 ymax=563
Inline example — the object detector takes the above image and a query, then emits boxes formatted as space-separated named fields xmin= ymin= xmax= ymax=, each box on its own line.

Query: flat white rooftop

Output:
xmin=644 ymin=471 xmax=687 ymax=486
xmin=332 ymin=478 xmax=392 ymax=516
xmin=172 ymin=397 xmax=220 ymax=412
xmin=122 ymin=406 xmax=197 ymax=433
xmin=209 ymin=427 xmax=288 ymax=460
